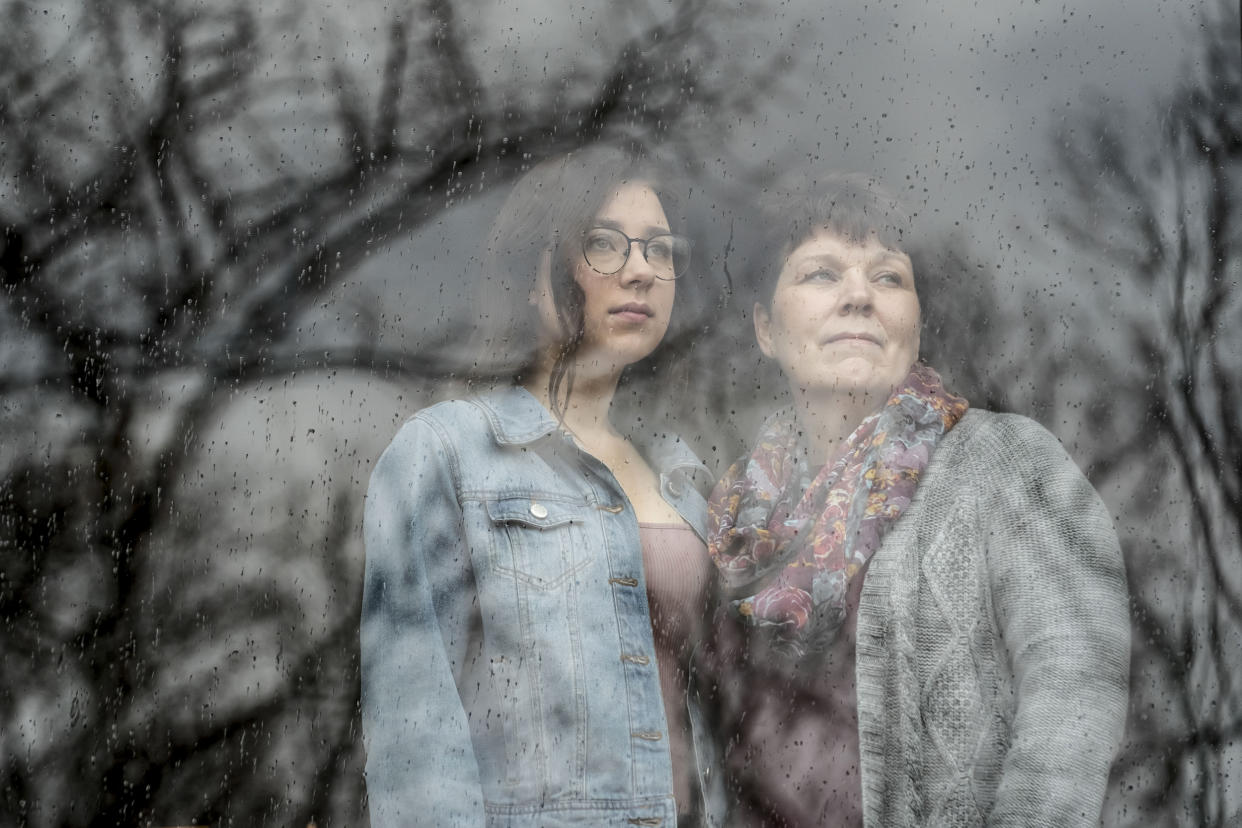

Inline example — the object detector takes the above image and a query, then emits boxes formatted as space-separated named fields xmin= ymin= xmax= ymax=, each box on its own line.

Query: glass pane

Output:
xmin=1 ymin=0 xmax=1233 ymax=825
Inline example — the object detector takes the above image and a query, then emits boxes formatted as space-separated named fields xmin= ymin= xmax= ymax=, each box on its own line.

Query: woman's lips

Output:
xmin=610 ymin=303 xmax=654 ymax=323
xmin=823 ymin=332 xmax=882 ymax=346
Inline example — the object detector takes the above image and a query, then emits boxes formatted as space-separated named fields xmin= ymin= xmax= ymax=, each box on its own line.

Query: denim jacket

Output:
xmin=362 ymin=386 xmax=720 ymax=827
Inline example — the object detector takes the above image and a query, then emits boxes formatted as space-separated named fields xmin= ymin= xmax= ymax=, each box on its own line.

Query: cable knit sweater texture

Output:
xmin=853 ymin=410 xmax=1129 ymax=827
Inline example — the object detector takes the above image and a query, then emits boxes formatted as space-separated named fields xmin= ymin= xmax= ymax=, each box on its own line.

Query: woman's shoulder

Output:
xmin=943 ymin=409 xmax=1074 ymax=468
xmin=380 ymin=397 xmax=495 ymax=459
xmin=934 ymin=409 xmax=1108 ymax=519
xmin=410 ymin=396 xmax=492 ymax=428
xmin=387 ymin=387 xmax=558 ymax=455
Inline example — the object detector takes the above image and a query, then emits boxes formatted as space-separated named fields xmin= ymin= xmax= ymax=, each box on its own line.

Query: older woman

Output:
xmin=698 ymin=175 xmax=1129 ymax=827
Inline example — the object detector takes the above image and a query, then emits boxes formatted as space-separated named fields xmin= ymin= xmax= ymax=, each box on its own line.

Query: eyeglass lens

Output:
xmin=582 ymin=228 xmax=690 ymax=279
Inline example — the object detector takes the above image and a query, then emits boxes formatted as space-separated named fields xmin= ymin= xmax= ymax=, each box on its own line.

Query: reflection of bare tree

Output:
xmin=0 ymin=0 xmax=781 ymax=823
xmin=1053 ymin=1 xmax=1241 ymax=824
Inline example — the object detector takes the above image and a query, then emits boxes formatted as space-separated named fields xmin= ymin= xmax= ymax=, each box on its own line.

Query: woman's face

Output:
xmin=536 ymin=181 xmax=676 ymax=375
xmin=755 ymin=229 xmax=920 ymax=403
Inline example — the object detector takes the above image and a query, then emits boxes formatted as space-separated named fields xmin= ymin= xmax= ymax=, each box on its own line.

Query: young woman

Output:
xmin=361 ymin=146 xmax=718 ymax=827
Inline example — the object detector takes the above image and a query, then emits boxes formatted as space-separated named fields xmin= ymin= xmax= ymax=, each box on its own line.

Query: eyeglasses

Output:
xmin=581 ymin=227 xmax=692 ymax=281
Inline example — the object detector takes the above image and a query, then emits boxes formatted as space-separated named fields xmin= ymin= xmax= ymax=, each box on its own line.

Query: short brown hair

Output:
xmin=751 ymin=173 xmax=914 ymax=307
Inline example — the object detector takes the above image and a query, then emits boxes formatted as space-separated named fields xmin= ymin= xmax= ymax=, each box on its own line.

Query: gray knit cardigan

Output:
xmin=854 ymin=410 xmax=1129 ymax=827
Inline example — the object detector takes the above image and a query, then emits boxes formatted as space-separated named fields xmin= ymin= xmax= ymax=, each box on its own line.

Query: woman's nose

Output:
xmin=838 ymin=268 xmax=873 ymax=313
xmin=618 ymin=240 xmax=658 ymax=286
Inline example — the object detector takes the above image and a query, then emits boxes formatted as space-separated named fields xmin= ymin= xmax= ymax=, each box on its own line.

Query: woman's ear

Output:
xmin=754 ymin=301 xmax=775 ymax=359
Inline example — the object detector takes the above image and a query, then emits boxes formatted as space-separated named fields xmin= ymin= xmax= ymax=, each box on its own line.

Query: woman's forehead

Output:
xmin=593 ymin=181 xmax=668 ymax=229
xmin=785 ymin=228 xmax=911 ymax=264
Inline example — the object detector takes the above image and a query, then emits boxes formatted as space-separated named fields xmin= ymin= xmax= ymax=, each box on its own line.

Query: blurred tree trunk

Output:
xmin=0 ymin=0 xmax=783 ymax=824
xmin=1053 ymin=1 xmax=1241 ymax=824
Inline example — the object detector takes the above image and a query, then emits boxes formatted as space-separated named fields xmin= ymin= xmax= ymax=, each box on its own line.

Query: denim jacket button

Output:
xmin=664 ymin=478 xmax=683 ymax=498
xmin=529 ymin=502 xmax=549 ymax=519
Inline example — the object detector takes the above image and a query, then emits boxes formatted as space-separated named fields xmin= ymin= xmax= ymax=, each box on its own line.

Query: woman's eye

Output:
xmin=586 ymin=232 xmax=620 ymax=252
xmin=875 ymin=271 xmax=904 ymax=285
xmin=646 ymin=239 xmax=672 ymax=262
xmin=804 ymin=269 xmax=839 ymax=282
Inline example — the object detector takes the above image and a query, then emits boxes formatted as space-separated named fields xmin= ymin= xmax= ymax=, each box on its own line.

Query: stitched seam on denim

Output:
xmin=607 ymin=496 xmax=647 ymax=794
xmin=482 ymin=795 xmax=675 ymax=814
xmin=459 ymin=490 xmax=586 ymax=504
xmin=412 ymin=411 xmax=467 ymax=519
xmin=567 ymin=515 xmax=589 ymax=795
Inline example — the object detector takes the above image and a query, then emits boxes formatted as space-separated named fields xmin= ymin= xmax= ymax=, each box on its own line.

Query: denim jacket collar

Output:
xmin=471 ymin=385 xmax=709 ymax=480
xmin=473 ymin=385 xmax=560 ymax=446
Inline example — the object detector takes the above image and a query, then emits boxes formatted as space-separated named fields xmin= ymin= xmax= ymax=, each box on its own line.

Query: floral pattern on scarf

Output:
xmin=707 ymin=363 xmax=968 ymax=655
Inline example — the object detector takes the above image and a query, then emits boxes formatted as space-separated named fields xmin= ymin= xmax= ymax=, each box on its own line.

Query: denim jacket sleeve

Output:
xmin=361 ymin=415 xmax=485 ymax=827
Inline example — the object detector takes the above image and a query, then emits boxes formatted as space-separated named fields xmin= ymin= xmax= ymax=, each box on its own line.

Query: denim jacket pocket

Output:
xmin=485 ymin=495 xmax=589 ymax=590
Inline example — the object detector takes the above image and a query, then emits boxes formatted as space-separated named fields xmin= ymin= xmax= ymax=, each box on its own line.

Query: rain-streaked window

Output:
xmin=2 ymin=0 xmax=1236 ymax=825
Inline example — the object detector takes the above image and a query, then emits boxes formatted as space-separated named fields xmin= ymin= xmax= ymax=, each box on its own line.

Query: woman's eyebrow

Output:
xmin=793 ymin=253 xmax=845 ymax=269
xmin=593 ymin=217 xmax=671 ymax=236
xmin=794 ymin=251 xmax=910 ymax=268
xmin=873 ymin=252 xmax=914 ymax=271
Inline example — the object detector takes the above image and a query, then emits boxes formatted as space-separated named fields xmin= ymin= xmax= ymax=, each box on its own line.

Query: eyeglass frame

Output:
xmin=579 ymin=226 xmax=692 ymax=281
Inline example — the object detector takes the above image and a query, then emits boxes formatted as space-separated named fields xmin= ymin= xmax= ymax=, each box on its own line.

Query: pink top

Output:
xmin=699 ymin=559 xmax=871 ymax=827
xmin=639 ymin=522 xmax=713 ymax=820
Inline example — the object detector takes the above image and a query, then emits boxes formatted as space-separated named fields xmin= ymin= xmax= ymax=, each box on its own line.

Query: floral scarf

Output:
xmin=707 ymin=363 xmax=968 ymax=656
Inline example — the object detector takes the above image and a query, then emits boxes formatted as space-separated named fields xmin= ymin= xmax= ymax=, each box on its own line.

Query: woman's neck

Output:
xmin=790 ymin=387 xmax=883 ymax=461
xmin=523 ymin=361 xmax=623 ymax=441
